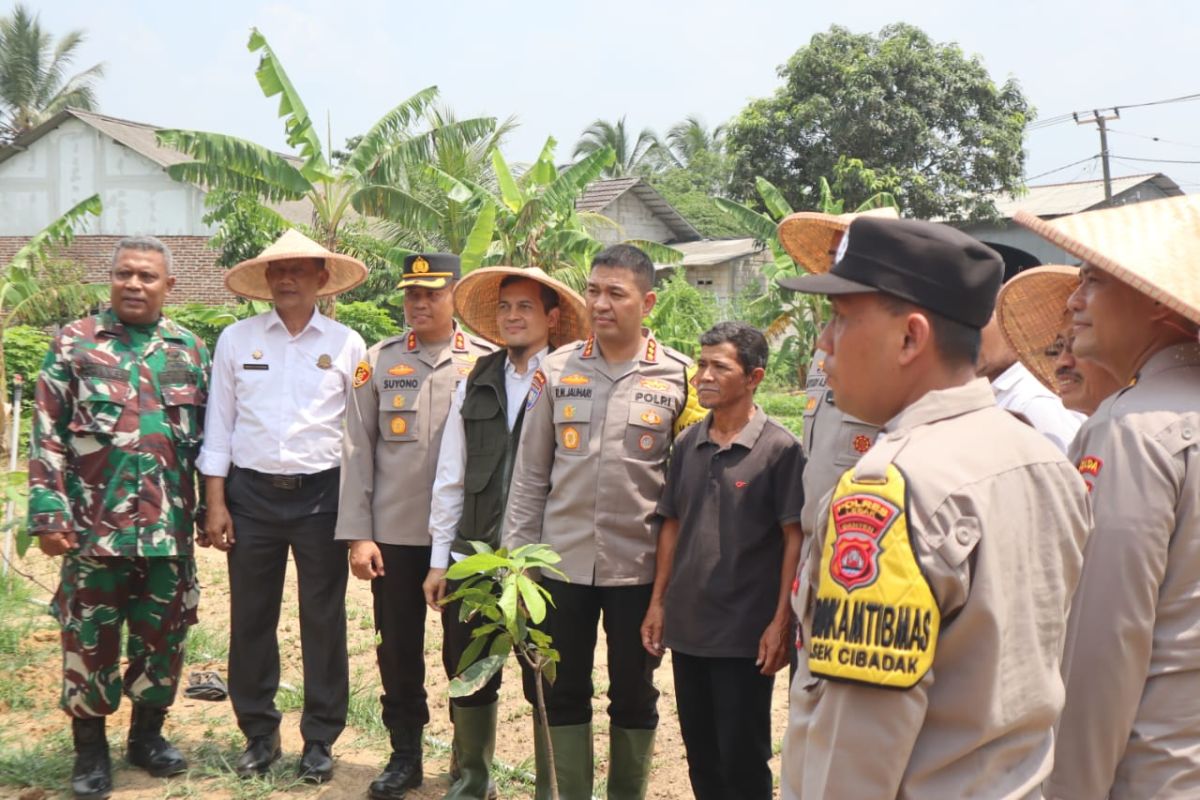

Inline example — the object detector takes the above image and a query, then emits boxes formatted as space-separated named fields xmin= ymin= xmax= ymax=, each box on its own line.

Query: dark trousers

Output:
xmin=225 ymin=466 xmax=348 ymax=745
xmin=373 ymin=544 xmax=431 ymax=731
xmin=672 ymin=652 xmax=775 ymax=800
xmin=522 ymin=578 xmax=660 ymax=729
xmin=442 ymin=578 xmax=503 ymax=709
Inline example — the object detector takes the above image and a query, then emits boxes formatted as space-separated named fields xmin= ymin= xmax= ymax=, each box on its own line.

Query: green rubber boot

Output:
xmin=444 ymin=703 xmax=498 ymax=800
xmin=533 ymin=721 xmax=593 ymax=800
xmin=606 ymin=726 xmax=655 ymax=800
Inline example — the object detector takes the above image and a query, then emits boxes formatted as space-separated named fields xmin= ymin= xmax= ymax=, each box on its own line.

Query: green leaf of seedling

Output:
xmin=489 ymin=633 xmax=513 ymax=658
xmin=542 ymin=659 xmax=557 ymax=686
xmin=449 ymin=654 xmax=505 ymax=698
xmin=456 ymin=633 xmax=490 ymax=675
xmin=517 ymin=574 xmax=546 ymax=624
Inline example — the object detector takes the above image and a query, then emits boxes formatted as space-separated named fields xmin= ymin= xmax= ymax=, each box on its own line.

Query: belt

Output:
xmin=238 ymin=466 xmax=337 ymax=491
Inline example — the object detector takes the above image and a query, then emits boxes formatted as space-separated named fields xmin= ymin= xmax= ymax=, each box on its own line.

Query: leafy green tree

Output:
xmin=429 ymin=138 xmax=683 ymax=291
xmin=648 ymin=149 xmax=742 ymax=239
xmin=1 ymin=194 xmax=106 ymax=451
xmin=662 ymin=115 xmax=726 ymax=169
xmin=0 ymin=3 xmax=104 ymax=141
xmin=444 ymin=543 xmax=567 ymax=799
xmin=572 ymin=117 xmax=663 ymax=178
xmin=646 ymin=269 xmax=717 ymax=358
xmin=201 ymin=189 xmax=290 ymax=268
xmin=2 ymin=325 xmax=49 ymax=406
xmin=157 ymin=28 xmax=495 ymax=255
xmin=334 ymin=300 xmax=401 ymax=346
xmin=726 ymin=23 xmax=1031 ymax=220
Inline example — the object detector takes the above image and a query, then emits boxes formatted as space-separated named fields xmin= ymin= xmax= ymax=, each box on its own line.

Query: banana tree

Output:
xmin=156 ymin=28 xmax=497 ymax=256
xmin=715 ymin=176 xmax=898 ymax=380
xmin=425 ymin=138 xmax=682 ymax=290
xmin=1 ymin=193 xmax=106 ymax=451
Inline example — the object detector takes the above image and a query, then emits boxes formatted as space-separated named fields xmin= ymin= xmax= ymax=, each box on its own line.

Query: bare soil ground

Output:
xmin=0 ymin=545 xmax=788 ymax=799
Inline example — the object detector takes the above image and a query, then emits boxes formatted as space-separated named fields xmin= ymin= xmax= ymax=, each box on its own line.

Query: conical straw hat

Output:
xmin=1014 ymin=195 xmax=1200 ymax=326
xmin=225 ymin=229 xmax=368 ymax=301
xmin=777 ymin=206 xmax=900 ymax=274
xmin=453 ymin=266 xmax=588 ymax=349
xmin=997 ymin=265 xmax=1080 ymax=391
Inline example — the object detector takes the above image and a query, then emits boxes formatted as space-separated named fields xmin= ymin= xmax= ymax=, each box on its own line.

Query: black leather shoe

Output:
xmin=368 ymin=753 xmax=423 ymax=799
xmin=235 ymin=731 xmax=281 ymax=778
xmin=126 ymin=705 xmax=188 ymax=777
xmin=71 ymin=717 xmax=112 ymax=800
xmin=298 ymin=741 xmax=333 ymax=784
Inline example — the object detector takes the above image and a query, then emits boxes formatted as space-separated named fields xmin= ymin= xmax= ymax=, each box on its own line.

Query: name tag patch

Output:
xmin=243 ymin=363 xmax=269 ymax=371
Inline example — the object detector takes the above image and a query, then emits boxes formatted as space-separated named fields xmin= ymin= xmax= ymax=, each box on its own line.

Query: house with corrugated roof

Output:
xmin=0 ymin=108 xmax=311 ymax=303
xmin=957 ymin=173 xmax=1184 ymax=265
xmin=575 ymin=177 xmax=702 ymax=245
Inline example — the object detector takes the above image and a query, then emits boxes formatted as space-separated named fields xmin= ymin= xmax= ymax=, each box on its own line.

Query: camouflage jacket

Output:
xmin=27 ymin=309 xmax=211 ymax=557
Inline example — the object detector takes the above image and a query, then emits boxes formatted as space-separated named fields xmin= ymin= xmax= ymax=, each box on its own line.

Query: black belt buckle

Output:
xmin=266 ymin=474 xmax=302 ymax=490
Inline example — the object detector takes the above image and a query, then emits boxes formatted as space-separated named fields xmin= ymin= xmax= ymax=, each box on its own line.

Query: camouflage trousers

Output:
xmin=50 ymin=555 xmax=200 ymax=718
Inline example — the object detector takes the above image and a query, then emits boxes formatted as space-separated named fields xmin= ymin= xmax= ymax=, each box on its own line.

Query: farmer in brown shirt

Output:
xmin=780 ymin=216 xmax=1090 ymax=799
xmin=1014 ymin=196 xmax=1200 ymax=799
xmin=641 ymin=321 xmax=804 ymax=800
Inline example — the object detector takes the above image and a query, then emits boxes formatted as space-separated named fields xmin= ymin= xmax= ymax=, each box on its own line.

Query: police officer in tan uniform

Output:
xmin=336 ymin=253 xmax=495 ymax=800
xmin=1013 ymin=196 xmax=1200 ymax=799
xmin=780 ymin=217 xmax=1091 ymax=799
xmin=775 ymin=209 xmax=896 ymax=544
xmin=504 ymin=244 xmax=705 ymax=800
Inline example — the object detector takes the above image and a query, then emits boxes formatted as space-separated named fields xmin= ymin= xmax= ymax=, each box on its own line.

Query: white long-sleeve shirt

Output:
xmin=197 ymin=309 xmax=366 ymax=477
xmin=991 ymin=362 xmax=1085 ymax=454
xmin=428 ymin=347 xmax=548 ymax=569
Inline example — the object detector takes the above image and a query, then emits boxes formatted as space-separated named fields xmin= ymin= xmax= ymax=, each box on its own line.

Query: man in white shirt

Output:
xmin=976 ymin=243 xmax=1084 ymax=452
xmin=422 ymin=267 xmax=586 ymax=800
xmin=198 ymin=230 xmax=367 ymax=783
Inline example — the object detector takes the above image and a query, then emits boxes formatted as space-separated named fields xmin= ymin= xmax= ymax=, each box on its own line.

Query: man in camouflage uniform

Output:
xmin=27 ymin=236 xmax=209 ymax=800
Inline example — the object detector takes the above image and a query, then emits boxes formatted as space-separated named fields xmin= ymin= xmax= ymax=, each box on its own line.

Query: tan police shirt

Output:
xmin=801 ymin=349 xmax=880 ymax=538
xmin=336 ymin=326 xmax=495 ymax=546
xmin=503 ymin=332 xmax=698 ymax=586
xmin=783 ymin=378 xmax=1091 ymax=800
xmin=1048 ymin=342 xmax=1200 ymax=800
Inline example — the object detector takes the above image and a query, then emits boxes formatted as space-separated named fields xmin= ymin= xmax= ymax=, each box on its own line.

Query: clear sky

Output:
xmin=30 ymin=0 xmax=1200 ymax=194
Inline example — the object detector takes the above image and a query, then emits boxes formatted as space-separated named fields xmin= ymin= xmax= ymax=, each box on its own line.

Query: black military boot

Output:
xmin=126 ymin=704 xmax=188 ymax=777
xmin=71 ymin=716 xmax=112 ymax=800
xmin=367 ymin=726 xmax=423 ymax=799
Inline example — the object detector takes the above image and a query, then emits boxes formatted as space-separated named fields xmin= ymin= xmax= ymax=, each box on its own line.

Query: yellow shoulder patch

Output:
xmin=674 ymin=364 xmax=707 ymax=436
xmin=353 ymin=360 xmax=373 ymax=389
xmin=807 ymin=463 xmax=939 ymax=689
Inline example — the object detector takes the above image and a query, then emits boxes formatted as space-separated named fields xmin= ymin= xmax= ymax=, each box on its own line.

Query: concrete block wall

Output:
xmin=0 ymin=234 xmax=235 ymax=305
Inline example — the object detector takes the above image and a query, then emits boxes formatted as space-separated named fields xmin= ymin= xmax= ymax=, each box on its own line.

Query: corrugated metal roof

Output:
xmin=990 ymin=173 xmax=1184 ymax=218
xmin=576 ymin=177 xmax=702 ymax=242
xmin=660 ymin=237 xmax=763 ymax=267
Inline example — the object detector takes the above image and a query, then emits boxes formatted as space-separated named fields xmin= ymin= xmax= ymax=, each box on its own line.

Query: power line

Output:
xmin=1026 ymin=91 xmax=1200 ymax=132
xmin=1025 ymin=155 xmax=1099 ymax=182
xmin=1106 ymin=128 xmax=1200 ymax=150
xmin=1110 ymin=154 xmax=1200 ymax=165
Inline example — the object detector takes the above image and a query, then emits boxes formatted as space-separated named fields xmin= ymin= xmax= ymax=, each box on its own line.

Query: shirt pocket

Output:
xmin=380 ymin=389 xmax=420 ymax=443
xmin=624 ymin=401 xmax=671 ymax=461
xmin=70 ymin=373 xmax=133 ymax=437
xmin=554 ymin=399 xmax=592 ymax=456
xmin=161 ymin=383 xmax=205 ymax=447
xmin=832 ymin=418 xmax=878 ymax=468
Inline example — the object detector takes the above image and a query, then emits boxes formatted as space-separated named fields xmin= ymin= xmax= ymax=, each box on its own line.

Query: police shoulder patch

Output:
xmin=526 ymin=369 xmax=547 ymax=410
xmin=807 ymin=463 xmax=939 ymax=690
xmin=353 ymin=360 xmax=373 ymax=389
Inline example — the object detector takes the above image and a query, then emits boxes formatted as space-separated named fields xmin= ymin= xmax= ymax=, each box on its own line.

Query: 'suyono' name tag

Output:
xmin=808 ymin=462 xmax=938 ymax=689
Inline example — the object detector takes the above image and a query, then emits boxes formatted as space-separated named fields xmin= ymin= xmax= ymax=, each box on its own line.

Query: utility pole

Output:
xmin=1074 ymin=108 xmax=1120 ymax=202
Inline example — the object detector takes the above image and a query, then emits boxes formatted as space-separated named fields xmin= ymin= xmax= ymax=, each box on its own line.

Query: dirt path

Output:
xmin=0 ymin=546 xmax=788 ymax=799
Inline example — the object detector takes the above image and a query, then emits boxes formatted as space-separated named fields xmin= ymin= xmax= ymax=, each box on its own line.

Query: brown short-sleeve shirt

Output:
xmin=657 ymin=406 xmax=806 ymax=658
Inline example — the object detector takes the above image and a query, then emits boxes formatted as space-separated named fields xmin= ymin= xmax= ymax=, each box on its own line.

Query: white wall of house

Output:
xmin=0 ymin=118 xmax=214 ymax=236
xmin=589 ymin=192 xmax=676 ymax=245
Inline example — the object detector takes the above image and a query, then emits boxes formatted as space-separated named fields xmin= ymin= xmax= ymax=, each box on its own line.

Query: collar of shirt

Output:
xmin=578 ymin=328 xmax=662 ymax=363
xmin=505 ymin=346 xmax=550 ymax=380
xmin=97 ymin=308 xmax=185 ymax=344
xmin=264 ymin=307 xmax=328 ymax=338
xmin=696 ymin=405 xmax=767 ymax=451
xmin=1136 ymin=341 xmax=1200 ymax=381
xmin=883 ymin=377 xmax=997 ymax=435
xmin=990 ymin=362 xmax=1026 ymax=393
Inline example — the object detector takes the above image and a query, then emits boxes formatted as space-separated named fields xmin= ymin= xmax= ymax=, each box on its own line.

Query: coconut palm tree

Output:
xmin=663 ymin=115 xmax=726 ymax=168
xmin=0 ymin=3 xmax=104 ymax=141
xmin=572 ymin=117 xmax=664 ymax=178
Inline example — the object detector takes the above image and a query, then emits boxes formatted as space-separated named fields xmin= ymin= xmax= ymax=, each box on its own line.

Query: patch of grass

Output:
xmin=0 ymin=728 xmax=73 ymax=792
xmin=184 ymin=623 xmax=229 ymax=665
xmin=346 ymin=681 xmax=388 ymax=743
xmin=186 ymin=735 xmax=309 ymax=799
xmin=275 ymin=681 xmax=304 ymax=713
xmin=759 ymin=390 xmax=806 ymax=437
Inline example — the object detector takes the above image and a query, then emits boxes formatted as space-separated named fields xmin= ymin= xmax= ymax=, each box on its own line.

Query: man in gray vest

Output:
xmin=423 ymin=267 xmax=587 ymax=799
